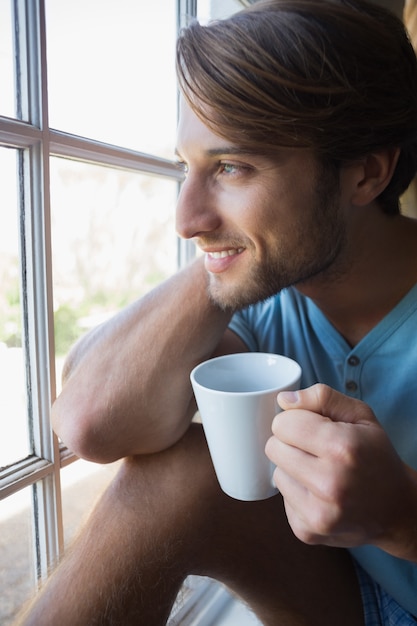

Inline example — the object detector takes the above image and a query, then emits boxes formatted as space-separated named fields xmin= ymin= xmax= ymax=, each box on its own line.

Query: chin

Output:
xmin=207 ymin=276 xmax=240 ymax=310
xmin=208 ymin=275 xmax=273 ymax=312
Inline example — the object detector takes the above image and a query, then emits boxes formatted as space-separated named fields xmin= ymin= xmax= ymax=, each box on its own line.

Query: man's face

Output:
xmin=175 ymin=101 xmax=347 ymax=310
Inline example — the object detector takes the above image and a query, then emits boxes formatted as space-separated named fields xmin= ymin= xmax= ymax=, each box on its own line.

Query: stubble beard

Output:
xmin=207 ymin=166 xmax=346 ymax=312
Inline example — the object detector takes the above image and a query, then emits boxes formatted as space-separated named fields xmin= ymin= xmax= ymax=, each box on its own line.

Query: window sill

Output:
xmin=168 ymin=576 xmax=262 ymax=626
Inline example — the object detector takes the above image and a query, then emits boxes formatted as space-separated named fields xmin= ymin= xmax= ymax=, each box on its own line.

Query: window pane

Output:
xmin=45 ymin=0 xmax=177 ymax=158
xmin=198 ymin=0 xmax=243 ymax=22
xmin=0 ymin=148 xmax=29 ymax=465
xmin=0 ymin=0 xmax=15 ymax=119
xmin=0 ymin=488 xmax=35 ymax=625
xmin=49 ymin=157 xmax=178 ymax=386
xmin=61 ymin=459 xmax=120 ymax=545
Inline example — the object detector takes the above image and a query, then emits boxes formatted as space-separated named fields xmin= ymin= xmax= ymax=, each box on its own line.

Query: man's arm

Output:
xmin=52 ymin=258 xmax=246 ymax=463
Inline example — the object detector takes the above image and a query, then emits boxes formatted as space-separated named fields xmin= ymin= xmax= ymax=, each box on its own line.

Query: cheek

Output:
xmin=222 ymin=175 xmax=315 ymax=240
xmin=253 ymin=190 xmax=307 ymax=237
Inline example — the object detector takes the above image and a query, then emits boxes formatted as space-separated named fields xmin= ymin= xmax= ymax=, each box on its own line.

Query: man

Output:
xmin=17 ymin=1 xmax=417 ymax=624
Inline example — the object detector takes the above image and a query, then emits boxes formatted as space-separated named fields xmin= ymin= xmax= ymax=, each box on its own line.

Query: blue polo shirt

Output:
xmin=228 ymin=284 xmax=417 ymax=616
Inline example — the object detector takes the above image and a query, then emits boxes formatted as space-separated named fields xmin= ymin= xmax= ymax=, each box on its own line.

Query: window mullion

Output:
xmin=49 ymin=129 xmax=184 ymax=179
xmin=177 ymin=0 xmax=197 ymax=28
xmin=176 ymin=0 xmax=197 ymax=269
xmin=15 ymin=0 xmax=64 ymax=584
xmin=21 ymin=143 xmax=63 ymax=554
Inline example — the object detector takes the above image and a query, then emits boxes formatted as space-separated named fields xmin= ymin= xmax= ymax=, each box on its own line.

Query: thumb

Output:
xmin=278 ymin=383 xmax=377 ymax=425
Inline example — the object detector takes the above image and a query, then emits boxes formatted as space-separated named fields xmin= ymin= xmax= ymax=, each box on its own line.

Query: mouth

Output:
xmin=207 ymin=248 xmax=244 ymax=259
xmin=203 ymin=247 xmax=245 ymax=274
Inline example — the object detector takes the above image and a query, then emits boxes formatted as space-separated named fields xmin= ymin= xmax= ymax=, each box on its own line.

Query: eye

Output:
xmin=220 ymin=162 xmax=238 ymax=174
xmin=218 ymin=162 xmax=249 ymax=176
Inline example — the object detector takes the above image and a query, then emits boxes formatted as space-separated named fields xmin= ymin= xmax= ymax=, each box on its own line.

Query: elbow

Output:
xmin=51 ymin=395 xmax=123 ymax=464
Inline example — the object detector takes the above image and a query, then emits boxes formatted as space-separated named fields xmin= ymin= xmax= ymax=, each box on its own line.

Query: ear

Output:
xmin=350 ymin=147 xmax=400 ymax=207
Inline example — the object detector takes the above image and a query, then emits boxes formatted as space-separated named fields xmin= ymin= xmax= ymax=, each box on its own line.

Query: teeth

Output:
xmin=210 ymin=248 xmax=243 ymax=259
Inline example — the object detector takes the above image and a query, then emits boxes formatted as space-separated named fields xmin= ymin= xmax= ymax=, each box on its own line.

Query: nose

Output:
xmin=175 ymin=175 xmax=221 ymax=240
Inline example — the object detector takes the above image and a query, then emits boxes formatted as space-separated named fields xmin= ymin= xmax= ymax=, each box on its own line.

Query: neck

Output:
xmin=296 ymin=209 xmax=417 ymax=347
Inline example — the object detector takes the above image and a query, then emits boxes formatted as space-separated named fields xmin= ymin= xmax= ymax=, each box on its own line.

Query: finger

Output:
xmin=278 ymin=383 xmax=376 ymax=425
xmin=272 ymin=462 xmax=308 ymax=505
xmin=266 ymin=428 xmax=341 ymax=497
xmin=266 ymin=433 xmax=319 ymax=489
xmin=271 ymin=465 xmax=330 ymax=545
xmin=271 ymin=408 xmax=346 ymax=459
xmin=270 ymin=407 xmax=371 ymax=478
xmin=271 ymin=409 xmax=330 ymax=451
xmin=272 ymin=466 xmax=350 ymax=547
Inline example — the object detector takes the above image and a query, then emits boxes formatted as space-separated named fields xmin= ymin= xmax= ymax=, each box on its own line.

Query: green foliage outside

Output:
xmin=53 ymin=304 xmax=83 ymax=356
xmin=0 ymin=257 xmax=22 ymax=348
xmin=1 ymin=272 xmax=168 ymax=358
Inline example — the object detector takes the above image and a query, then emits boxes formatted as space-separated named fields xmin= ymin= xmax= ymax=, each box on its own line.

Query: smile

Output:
xmin=207 ymin=248 xmax=244 ymax=259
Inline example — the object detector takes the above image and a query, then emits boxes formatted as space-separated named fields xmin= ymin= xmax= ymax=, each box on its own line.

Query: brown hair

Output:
xmin=176 ymin=0 xmax=417 ymax=214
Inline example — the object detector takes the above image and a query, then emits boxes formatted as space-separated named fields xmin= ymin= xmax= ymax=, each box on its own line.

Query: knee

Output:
xmin=109 ymin=423 xmax=221 ymax=518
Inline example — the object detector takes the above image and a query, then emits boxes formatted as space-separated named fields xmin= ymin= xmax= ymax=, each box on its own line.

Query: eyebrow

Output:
xmin=174 ymin=146 xmax=258 ymax=159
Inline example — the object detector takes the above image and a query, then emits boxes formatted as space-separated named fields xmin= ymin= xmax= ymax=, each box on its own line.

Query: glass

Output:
xmin=198 ymin=0 xmax=243 ymax=22
xmin=61 ymin=458 xmax=120 ymax=545
xmin=0 ymin=488 xmax=35 ymax=625
xmin=0 ymin=0 xmax=15 ymax=118
xmin=0 ymin=148 xmax=30 ymax=466
xmin=45 ymin=0 xmax=177 ymax=158
xmin=49 ymin=157 xmax=178 ymax=388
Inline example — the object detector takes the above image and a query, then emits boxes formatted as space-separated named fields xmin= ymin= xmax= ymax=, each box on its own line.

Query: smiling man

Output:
xmin=16 ymin=1 xmax=417 ymax=625
xmin=175 ymin=101 xmax=346 ymax=310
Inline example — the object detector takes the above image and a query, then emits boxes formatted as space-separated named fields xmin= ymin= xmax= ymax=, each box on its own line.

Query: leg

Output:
xmin=15 ymin=424 xmax=364 ymax=626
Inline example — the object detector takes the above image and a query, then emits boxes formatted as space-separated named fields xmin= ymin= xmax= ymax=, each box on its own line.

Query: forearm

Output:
xmin=52 ymin=258 xmax=233 ymax=462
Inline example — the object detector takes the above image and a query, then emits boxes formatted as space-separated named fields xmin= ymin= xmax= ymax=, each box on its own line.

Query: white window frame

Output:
xmin=0 ymin=0 xmax=185 ymax=589
xmin=0 ymin=1 xmax=247 ymax=622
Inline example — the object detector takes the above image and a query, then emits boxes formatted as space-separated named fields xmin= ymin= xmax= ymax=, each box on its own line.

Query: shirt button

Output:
xmin=348 ymin=355 xmax=360 ymax=366
xmin=345 ymin=380 xmax=358 ymax=392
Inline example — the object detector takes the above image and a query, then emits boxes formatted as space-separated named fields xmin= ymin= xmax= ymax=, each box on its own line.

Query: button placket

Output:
xmin=344 ymin=353 xmax=361 ymax=395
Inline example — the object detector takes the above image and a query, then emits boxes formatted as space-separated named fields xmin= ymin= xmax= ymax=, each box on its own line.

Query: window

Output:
xmin=0 ymin=0 xmax=14 ymax=117
xmin=45 ymin=0 xmax=177 ymax=157
xmin=0 ymin=1 xmax=244 ymax=623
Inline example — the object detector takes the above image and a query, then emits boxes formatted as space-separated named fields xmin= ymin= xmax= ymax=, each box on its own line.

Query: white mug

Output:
xmin=190 ymin=352 xmax=302 ymax=501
